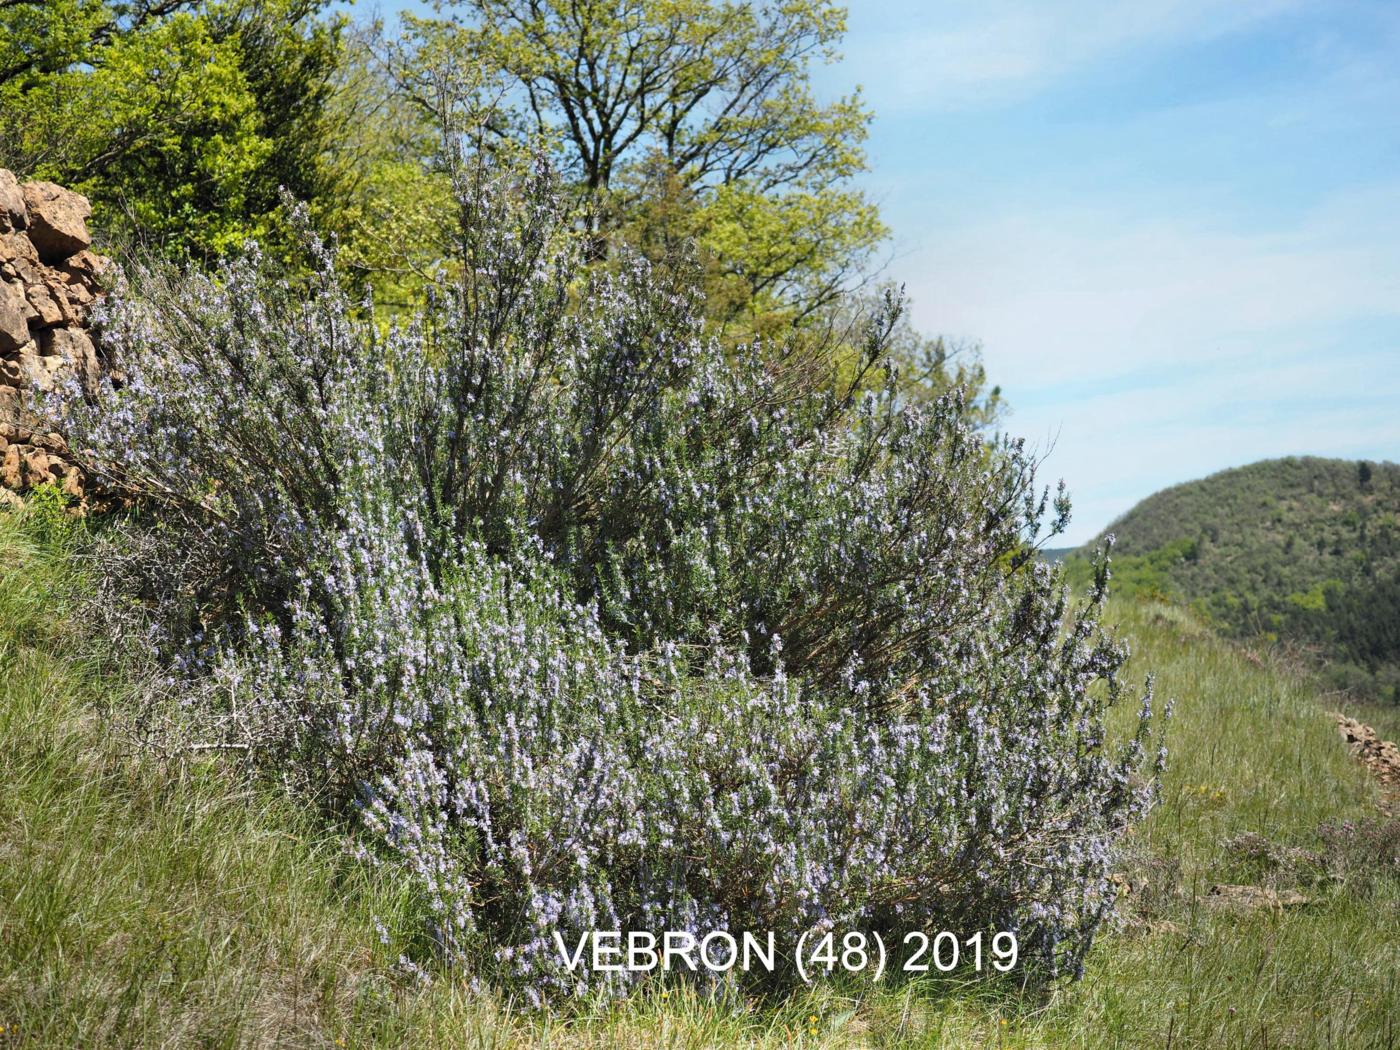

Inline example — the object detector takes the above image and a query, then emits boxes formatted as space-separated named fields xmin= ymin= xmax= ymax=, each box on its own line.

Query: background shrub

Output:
xmin=54 ymin=154 xmax=1164 ymax=1002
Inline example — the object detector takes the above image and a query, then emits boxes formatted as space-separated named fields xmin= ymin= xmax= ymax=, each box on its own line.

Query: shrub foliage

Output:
xmin=56 ymin=157 xmax=1163 ymax=1001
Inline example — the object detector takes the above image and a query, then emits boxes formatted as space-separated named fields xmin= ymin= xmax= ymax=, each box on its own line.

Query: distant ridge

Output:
xmin=1069 ymin=456 xmax=1400 ymax=703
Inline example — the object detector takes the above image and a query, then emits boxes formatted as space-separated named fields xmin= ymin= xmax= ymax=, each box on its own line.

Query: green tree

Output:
xmin=314 ymin=25 xmax=456 ymax=307
xmin=401 ymin=0 xmax=886 ymax=327
xmin=0 ymin=1 xmax=197 ymax=91
xmin=0 ymin=0 xmax=343 ymax=259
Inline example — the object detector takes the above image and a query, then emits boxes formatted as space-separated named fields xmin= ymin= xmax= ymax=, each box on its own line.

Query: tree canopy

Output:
xmin=397 ymin=0 xmax=886 ymax=327
xmin=1064 ymin=456 xmax=1400 ymax=704
xmin=0 ymin=0 xmax=996 ymax=416
xmin=0 ymin=0 xmax=342 ymax=259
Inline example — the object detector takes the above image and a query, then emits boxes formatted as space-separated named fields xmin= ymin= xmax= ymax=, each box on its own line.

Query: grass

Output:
xmin=0 ymin=508 xmax=1396 ymax=1047
xmin=0 ymin=510 xmax=423 ymax=1047
xmin=1023 ymin=600 xmax=1400 ymax=1048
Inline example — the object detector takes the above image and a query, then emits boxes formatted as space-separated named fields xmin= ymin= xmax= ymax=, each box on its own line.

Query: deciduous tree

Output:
xmin=403 ymin=0 xmax=886 ymax=324
xmin=0 ymin=0 xmax=343 ymax=259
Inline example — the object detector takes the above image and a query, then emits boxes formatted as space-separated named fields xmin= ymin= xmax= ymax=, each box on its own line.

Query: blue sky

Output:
xmin=364 ymin=0 xmax=1400 ymax=544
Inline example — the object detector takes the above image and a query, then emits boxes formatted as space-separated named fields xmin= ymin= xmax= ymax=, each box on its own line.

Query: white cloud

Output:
xmin=825 ymin=2 xmax=1400 ymax=543
xmin=897 ymin=182 xmax=1400 ymax=389
xmin=883 ymin=183 xmax=1400 ymax=543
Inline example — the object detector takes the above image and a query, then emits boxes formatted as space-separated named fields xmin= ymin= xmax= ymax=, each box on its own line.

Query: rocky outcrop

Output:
xmin=21 ymin=181 xmax=94 ymax=263
xmin=0 ymin=169 xmax=110 ymax=506
xmin=1336 ymin=714 xmax=1400 ymax=810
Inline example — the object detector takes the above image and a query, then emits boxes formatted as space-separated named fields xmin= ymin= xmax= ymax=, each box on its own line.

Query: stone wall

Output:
xmin=0 ymin=169 xmax=109 ymax=506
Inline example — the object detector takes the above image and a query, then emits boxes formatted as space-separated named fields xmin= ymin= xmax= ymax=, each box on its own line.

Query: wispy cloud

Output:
xmin=891 ymin=183 xmax=1400 ymax=542
xmin=840 ymin=0 xmax=1309 ymax=110
xmin=898 ymin=181 xmax=1400 ymax=390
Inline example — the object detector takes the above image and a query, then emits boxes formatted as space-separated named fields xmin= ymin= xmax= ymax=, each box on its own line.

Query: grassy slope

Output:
xmin=1033 ymin=601 xmax=1400 ymax=1048
xmin=0 ymin=514 xmax=427 ymax=1048
xmin=1 ymin=509 xmax=1397 ymax=1048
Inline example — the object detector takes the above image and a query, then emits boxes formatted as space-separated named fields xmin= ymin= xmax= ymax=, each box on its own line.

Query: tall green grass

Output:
xmin=0 ymin=508 xmax=420 ymax=1047
xmin=1 ymin=507 xmax=1395 ymax=1047
xmin=1023 ymin=600 xmax=1400 ymax=1049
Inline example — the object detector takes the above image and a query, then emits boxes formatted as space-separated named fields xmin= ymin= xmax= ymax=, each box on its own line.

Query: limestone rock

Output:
xmin=0 ymin=387 xmax=19 ymax=428
xmin=41 ymin=326 xmax=99 ymax=390
xmin=24 ymin=281 xmax=65 ymax=328
xmin=0 ymin=174 xmax=109 ymax=503
xmin=0 ymin=229 xmax=40 ymax=279
xmin=62 ymin=279 xmax=94 ymax=308
xmin=23 ymin=343 xmax=54 ymax=392
xmin=21 ymin=181 xmax=92 ymax=263
xmin=0 ymin=170 xmax=26 ymax=233
xmin=22 ymin=445 xmax=51 ymax=483
xmin=60 ymin=250 xmax=109 ymax=283
xmin=1 ymin=339 xmax=57 ymax=393
xmin=0 ymin=278 xmax=28 ymax=353
xmin=34 ymin=430 xmax=68 ymax=454
xmin=1 ymin=444 xmax=20 ymax=489
xmin=1336 ymin=714 xmax=1400 ymax=804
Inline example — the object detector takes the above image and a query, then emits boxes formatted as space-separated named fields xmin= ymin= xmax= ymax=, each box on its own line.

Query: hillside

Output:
xmin=1073 ymin=457 xmax=1400 ymax=702
xmin=4 ymin=505 xmax=1397 ymax=1047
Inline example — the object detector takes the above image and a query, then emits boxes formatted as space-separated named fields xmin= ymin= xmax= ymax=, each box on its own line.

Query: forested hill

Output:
xmin=1070 ymin=456 xmax=1400 ymax=703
